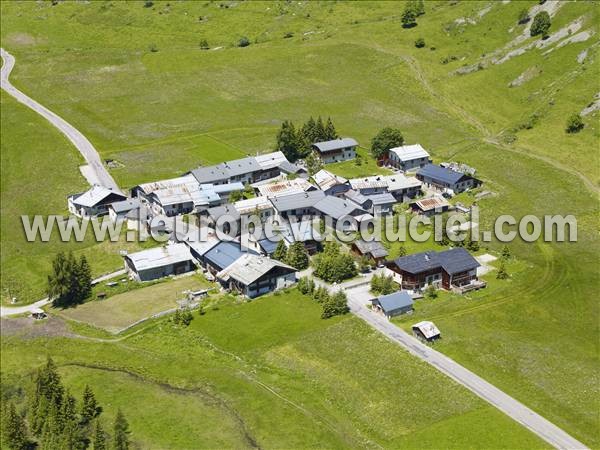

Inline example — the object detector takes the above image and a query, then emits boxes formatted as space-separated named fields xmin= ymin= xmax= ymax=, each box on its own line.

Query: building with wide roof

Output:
xmin=387 ymin=144 xmax=431 ymax=171
xmin=387 ymin=248 xmax=481 ymax=292
xmin=123 ymin=243 xmax=195 ymax=281
xmin=371 ymin=291 xmax=414 ymax=318
xmin=216 ymin=254 xmax=296 ymax=298
xmin=312 ymin=138 xmax=358 ymax=164
xmin=416 ymin=164 xmax=481 ymax=194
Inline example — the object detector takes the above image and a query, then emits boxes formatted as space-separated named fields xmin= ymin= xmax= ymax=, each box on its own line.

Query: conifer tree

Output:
xmin=275 ymin=120 xmax=300 ymax=162
xmin=2 ymin=403 xmax=29 ymax=450
xmin=324 ymin=117 xmax=338 ymax=140
xmin=93 ymin=420 xmax=107 ymax=450
xmin=272 ymin=240 xmax=288 ymax=262
xmin=113 ymin=409 xmax=130 ymax=450
xmin=286 ymin=242 xmax=309 ymax=270
xmin=81 ymin=385 xmax=102 ymax=425
xmin=315 ymin=116 xmax=326 ymax=141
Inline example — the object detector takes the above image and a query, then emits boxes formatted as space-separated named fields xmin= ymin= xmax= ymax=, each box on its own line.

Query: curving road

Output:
xmin=339 ymin=282 xmax=588 ymax=450
xmin=0 ymin=47 xmax=121 ymax=193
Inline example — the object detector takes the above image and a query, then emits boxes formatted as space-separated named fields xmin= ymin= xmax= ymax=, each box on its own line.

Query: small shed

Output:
xmin=371 ymin=291 xmax=414 ymax=318
xmin=352 ymin=239 xmax=389 ymax=265
xmin=412 ymin=321 xmax=441 ymax=341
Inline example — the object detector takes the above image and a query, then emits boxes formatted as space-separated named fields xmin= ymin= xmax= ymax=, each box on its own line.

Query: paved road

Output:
xmin=0 ymin=48 xmax=121 ymax=192
xmin=0 ymin=269 xmax=126 ymax=318
xmin=339 ymin=283 xmax=588 ymax=450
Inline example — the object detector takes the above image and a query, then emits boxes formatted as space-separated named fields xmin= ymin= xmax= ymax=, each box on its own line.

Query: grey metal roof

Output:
xmin=393 ymin=248 xmax=479 ymax=275
xmin=376 ymin=291 xmax=414 ymax=314
xmin=206 ymin=204 xmax=240 ymax=222
xmin=222 ymin=156 xmax=262 ymax=177
xmin=190 ymin=166 xmax=230 ymax=184
xmin=279 ymin=160 xmax=306 ymax=174
xmin=110 ymin=198 xmax=140 ymax=214
xmin=344 ymin=190 xmax=373 ymax=208
xmin=204 ymin=241 xmax=248 ymax=271
xmin=71 ymin=185 xmax=126 ymax=207
xmin=354 ymin=239 xmax=388 ymax=258
xmin=417 ymin=164 xmax=466 ymax=185
xmin=124 ymin=243 xmax=193 ymax=272
xmin=367 ymin=192 xmax=396 ymax=206
xmin=217 ymin=253 xmax=295 ymax=285
xmin=270 ymin=190 xmax=326 ymax=213
xmin=312 ymin=137 xmax=358 ymax=153
xmin=313 ymin=195 xmax=365 ymax=220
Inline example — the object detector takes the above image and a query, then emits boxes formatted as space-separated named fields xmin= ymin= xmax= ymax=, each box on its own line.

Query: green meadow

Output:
xmin=1 ymin=0 xmax=599 ymax=447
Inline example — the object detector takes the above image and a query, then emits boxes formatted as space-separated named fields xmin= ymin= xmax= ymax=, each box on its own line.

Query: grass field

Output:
xmin=1 ymin=0 xmax=599 ymax=447
xmin=1 ymin=291 xmax=547 ymax=449
xmin=58 ymin=274 xmax=212 ymax=333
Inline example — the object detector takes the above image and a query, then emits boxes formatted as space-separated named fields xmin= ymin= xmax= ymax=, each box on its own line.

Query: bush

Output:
xmin=283 ymin=31 xmax=294 ymax=39
xmin=424 ymin=284 xmax=438 ymax=299
xmin=313 ymin=286 xmax=330 ymax=303
xmin=286 ymin=242 xmax=309 ymax=270
xmin=370 ymin=274 xmax=396 ymax=295
xmin=496 ymin=261 xmax=509 ymax=279
xmin=321 ymin=291 xmax=349 ymax=319
xmin=173 ymin=308 xmax=193 ymax=326
xmin=238 ymin=37 xmax=251 ymax=47
xmin=199 ymin=39 xmax=209 ymax=50
xmin=401 ymin=6 xmax=417 ymax=28
xmin=297 ymin=277 xmax=316 ymax=295
xmin=565 ymin=113 xmax=584 ymax=133
xmin=530 ymin=11 xmax=551 ymax=37
xmin=149 ymin=43 xmax=159 ymax=52
xmin=313 ymin=243 xmax=357 ymax=283
xmin=370 ymin=127 xmax=404 ymax=159
xmin=414 ymin=38 xmax=426 ymax=48
xmin=144 ymin=0 xmax=154 ymax=7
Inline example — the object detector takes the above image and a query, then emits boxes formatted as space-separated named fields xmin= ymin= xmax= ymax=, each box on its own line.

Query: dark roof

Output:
xmin=270 ymin=190 xmax=326 ymax=213
xmin=393 ymin=248 xmax=479 ymax=275
xmin=110 ymin=198 xmax=140 ymax=214
xmin=258 ymin=238 xmax=279 ymax=255
xmin=279 ymin=160 xmax=306 ymax=174
xmin=375 ymin=291 xmax=413 ymax=313
xmin=312 ymin=138 xmax=358 ymax=153
xmin=354 ymin=239 xmax=388 ymax=258
xmin=417 ymin=164 xmax=467 ymax=185
xmin=204 ymin=241 xmax=247 ymax=271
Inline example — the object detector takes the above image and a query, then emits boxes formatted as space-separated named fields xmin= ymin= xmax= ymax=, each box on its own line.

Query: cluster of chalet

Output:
xmin=67 ymin=137 xmax=484 ymax=299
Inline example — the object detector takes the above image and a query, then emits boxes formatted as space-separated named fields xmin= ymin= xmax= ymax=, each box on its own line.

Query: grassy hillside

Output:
xmin=1 ymin=291 xmax=547 ymax=449
xmin=1 ymin=0 xmax=599 ymax=447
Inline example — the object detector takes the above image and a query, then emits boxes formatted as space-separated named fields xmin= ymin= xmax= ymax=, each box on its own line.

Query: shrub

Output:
xmin=238 ymin=37 xmax=251 ymax=47
xmin=530 ymin=11 xmax=551 ymax=37
xmin=283 ymin=31 xmax=294 ymax=39
xmin=496 ymin=261 xmax=509 ymax=279
xmin=286 ymin=242 xmax=309 ymax=270
xmin=313 ymin=286 xmax=330 ymax=303
xmin=424 ymin=284 xmax=438 ymax=299
xmin=501 ymin=245 xmax=511 ymax=260
xmin=144 ymin=1 xmax=154 ymax=7
xmin=370 ymin=127 xmax=404 ymax=159
xmin=313 ymin=243 xmax=357 ymax=283
xmin=565 ymin=113 xmax=584 ymax=133
xmin=414 ymin=38 xmax=426 ymax=48
xmin=370 ymin=274 xmax=396 ymax=295
xmin=321 ymin=291 xmax=349 ymax=319
xmin=199 ymin=39 xmax=209 ymax=50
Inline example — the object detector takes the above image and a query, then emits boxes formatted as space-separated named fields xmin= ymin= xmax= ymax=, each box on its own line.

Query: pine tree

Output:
xmin=501 ymin=245 xmax=511 ymax=260
xmin=93 ymin=420 xmax=107 ymax=450
xmin=497 ymin=260 xmax=509 ymax=279
xmin=272 ymin=240 xmax=288 ymax=262
xmin=286 ymin=242 xmax=309 ymax=270
xmin=275 ymin=120 xmax=300 ymax=162
xmin=324 ymin=117 xmax=338 ymax=140
xmin=29 ymin=357 xmax=64 ymax=436
xmin=77 ymin=256 xmax=93 ymax=302
xmin=81 ymin=385 xmax=102 ymax=425
xmin=315 ymin=116 xmax=326 ymax=141
xmin=47 ymin=252 xmax=71 ymax=307
xmin=305 ymin=152 xmax=323 ymax=176
xmin=113 ymin=409 xmax=130 ymax=450
xmin=2 ymin=403 xmax=29 ymax=450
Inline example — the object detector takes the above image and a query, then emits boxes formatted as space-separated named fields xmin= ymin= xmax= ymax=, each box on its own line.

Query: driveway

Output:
xmin=1 ymin=48 xmax=122 ymax=192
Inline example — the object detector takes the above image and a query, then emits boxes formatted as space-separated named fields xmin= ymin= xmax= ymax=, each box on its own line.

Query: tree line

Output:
xmin=274 ymin=116 xmax=339 ymax=162
xmin=2 ymin=358 xmax=131 ymax=450
xmin=297 ymin=277 xmax=349 ymax=319
xmin=272 ymin=241 xmax=310 ymax=271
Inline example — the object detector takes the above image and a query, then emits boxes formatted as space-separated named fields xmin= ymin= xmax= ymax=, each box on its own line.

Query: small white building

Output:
xmin=123 ymin=243 xmax=195 ymax=281
xmin=388 ymin=144 xmax=431 ymax=171
xmin=68 ymin=185 xmax=127 ymax=218
xmin=412 ymin=321 xmax=441 ymax=341
xmin=312 ymin=138 xmax=358 ymax=164
xmin=383 ymin=174 xmax=422 ymax=202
